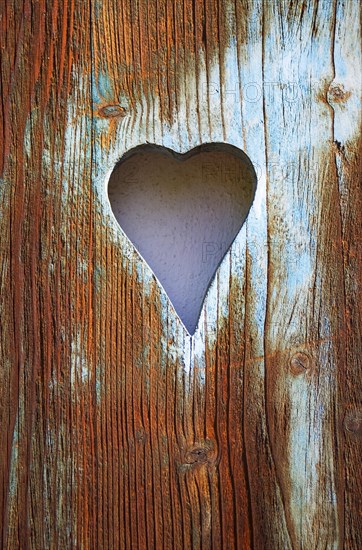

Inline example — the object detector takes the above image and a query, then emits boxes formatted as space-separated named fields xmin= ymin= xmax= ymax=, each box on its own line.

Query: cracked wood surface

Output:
xmin=0 ymin=1 xmax=361 ymax=548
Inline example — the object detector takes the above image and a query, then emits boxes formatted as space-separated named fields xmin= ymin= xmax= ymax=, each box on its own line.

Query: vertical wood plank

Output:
xmin=332 ymin=1 xmax=362 ymax=546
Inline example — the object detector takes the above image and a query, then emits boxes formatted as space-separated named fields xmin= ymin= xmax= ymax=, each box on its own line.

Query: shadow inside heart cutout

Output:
xmin=107 ymin=143 xmax=257 ymax=334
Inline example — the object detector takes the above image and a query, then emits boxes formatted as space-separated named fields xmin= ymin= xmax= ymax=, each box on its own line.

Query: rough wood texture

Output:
xmin=0 ymin=0 xmax=361 ymax=548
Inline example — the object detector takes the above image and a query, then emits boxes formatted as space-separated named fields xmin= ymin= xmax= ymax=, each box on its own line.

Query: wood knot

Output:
xmin=289 ymin=351 xmax=312 ymax=376
xmin=327 ymin=84 xmax=351 ymax=104
xmin=183 ymin=443 xmax=216 ymax=466
xmin=344 ymin=411 xmax=362 ymax=437
xmin=135 ymin=429 xmax=147 ymax=444
xmin=98 ymin=104 xmax=127 ymax=118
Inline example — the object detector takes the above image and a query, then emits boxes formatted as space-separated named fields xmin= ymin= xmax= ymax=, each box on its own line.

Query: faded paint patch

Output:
xmin=70 ymin=329 xmax=90 ymax=387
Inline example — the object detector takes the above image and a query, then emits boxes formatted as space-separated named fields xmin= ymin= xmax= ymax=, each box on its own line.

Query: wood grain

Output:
xmin=0 ymin=0 xmax=361 ymax=548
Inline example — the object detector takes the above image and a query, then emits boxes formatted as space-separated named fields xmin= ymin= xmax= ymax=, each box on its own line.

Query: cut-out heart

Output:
xmin=107 ymin=143 xmax=257 ymax=334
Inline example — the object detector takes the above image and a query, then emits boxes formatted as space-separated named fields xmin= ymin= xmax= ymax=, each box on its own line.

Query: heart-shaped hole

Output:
xmin=107 ymin=143 xmax=257 ymax=334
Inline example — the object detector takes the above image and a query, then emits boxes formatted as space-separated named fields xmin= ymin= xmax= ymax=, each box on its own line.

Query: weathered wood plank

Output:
xmin=332 ymin=2 xmax=362 ymax=547
xmin=263 ymin=1 xmax=345 ymax=546
xmin=0 ymin=1 xmax=361 ymax=548
xmin=0 ymin=1 xmax=94 ymax=547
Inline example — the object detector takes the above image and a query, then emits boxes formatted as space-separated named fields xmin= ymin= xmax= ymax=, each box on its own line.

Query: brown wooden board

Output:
xmin=0 ymin=1 xmax=361 ymax=548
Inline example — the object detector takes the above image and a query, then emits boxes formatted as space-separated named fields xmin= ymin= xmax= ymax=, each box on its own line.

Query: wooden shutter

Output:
xmin=0 ymin=1 xmax=361 ymax=548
